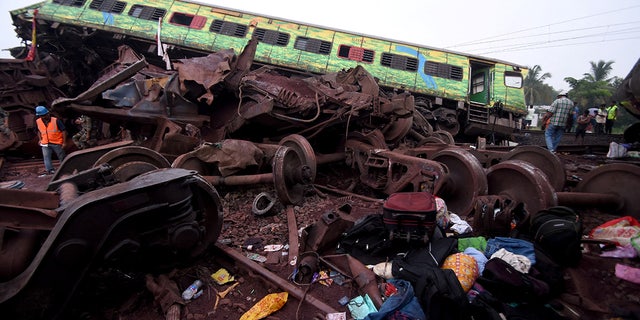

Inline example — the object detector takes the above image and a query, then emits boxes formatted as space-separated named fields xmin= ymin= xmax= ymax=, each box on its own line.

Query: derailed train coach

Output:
xmin=8 ymin=0 xmax=528 ymax=142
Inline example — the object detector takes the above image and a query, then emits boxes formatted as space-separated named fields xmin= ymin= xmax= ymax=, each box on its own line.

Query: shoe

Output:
xmin=39 ymin=170 xmax=55 ymax=176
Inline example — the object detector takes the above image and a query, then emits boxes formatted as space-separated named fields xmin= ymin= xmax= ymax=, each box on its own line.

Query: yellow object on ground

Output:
xmin=239 ymin=292 xmax=288 ymax=320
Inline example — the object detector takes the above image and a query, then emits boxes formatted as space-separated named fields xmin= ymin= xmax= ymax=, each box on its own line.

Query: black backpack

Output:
xmin=530 ymin=206 xmax=583 ymax=267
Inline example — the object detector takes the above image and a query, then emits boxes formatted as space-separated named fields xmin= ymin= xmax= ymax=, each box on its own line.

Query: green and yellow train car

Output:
xmin=12 ymin=0 xmax=529 ymax=139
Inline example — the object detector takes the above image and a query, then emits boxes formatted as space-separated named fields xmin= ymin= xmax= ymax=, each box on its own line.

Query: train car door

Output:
xmin=469 ymin=60 xmax=493 ymax=105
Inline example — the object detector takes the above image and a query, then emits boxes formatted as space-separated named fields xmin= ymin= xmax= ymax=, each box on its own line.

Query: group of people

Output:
xmin=543 ymin=93 xmax=619 ymax=153
xmin=34 ymin=106 xmax=92 ymax=175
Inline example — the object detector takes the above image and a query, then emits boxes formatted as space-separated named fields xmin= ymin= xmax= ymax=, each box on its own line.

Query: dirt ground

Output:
xmin=1 ymin=136 xmax=639 ymax=320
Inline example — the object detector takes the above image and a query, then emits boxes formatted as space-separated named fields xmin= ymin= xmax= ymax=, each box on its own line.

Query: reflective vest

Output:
xmin=36 ymin=117 xmax=64 ymax=145
xmin=607 ymin=105 xmax=618 ymax=120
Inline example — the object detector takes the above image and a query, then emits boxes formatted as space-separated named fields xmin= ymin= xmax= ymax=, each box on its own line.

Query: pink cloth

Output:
xmin=615 ymin=263 xmax=640 ymax=285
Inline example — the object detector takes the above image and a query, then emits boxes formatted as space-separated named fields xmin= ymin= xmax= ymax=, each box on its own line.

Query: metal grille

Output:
xmin=254 ymin=28 xmax=289 ymax=46
xmin=209 ymin=20 xmax=248 ymax=38
xmin=89 ymin=0 xmax=126 ymax=14
xmin=381 ymin=53 xmax=418 ymax=72
xmin=294 ymin=37 xmax=332 ymax=55
xmin=424 ymin=61 xmax=463 ymax=81
xmin=128 ymin=5 xmax=166 ymax=21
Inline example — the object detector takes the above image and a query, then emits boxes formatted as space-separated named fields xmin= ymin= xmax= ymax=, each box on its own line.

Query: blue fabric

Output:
xmin=485 ymin=237 xmax=536 ymax=265
xmin=544 ymin=124 xmax=564 ymax=153
xmin=464 ymin=247 xmax=488 ymax=274
xmin=364 ymin=278 xmax=426 ymax=320
xmin=42 ymin=143 xmax=66 ymax=172
xmin=348 ymin=294 xmax=378 ymax=320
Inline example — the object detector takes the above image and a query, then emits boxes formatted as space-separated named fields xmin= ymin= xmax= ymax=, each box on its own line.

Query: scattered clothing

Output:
xmin=490 ymin=248 xmax=532 ymax=273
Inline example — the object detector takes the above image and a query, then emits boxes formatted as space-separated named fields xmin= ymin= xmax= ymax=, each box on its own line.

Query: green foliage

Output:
xmin=524 ymin=65 xmax=554 ymax=105
xmin=565 ymin=60 xmax=618 ymax=109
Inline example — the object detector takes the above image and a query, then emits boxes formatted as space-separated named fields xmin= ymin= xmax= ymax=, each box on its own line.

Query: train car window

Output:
xmin=504 ymin=71 xmax=523 ymax=88
xmin=294 ymin=37 xmax=332 ymax=55
xmin=380 ymin=53 xmax=418 ymax=72
xmin=210 ymin=20 xmax=248 ymax=38
xmin=169 ymin=13 xmax=207 ymax=29
xmin=89 ymin=0 xmax=126 ymax=14
xmin=471 ymin=74 xmax=485 ymax=94
xmin=53 ymin=0 xmax=86 ymax=6
xmin=128 ymin=5 xmax=166 ymax=21
xmin=337 ymin=45 xmax=374 ymax=63
xmin=254 ymin=28 xmax=289 ymax=46
xmin=424 ymin=61 xmax=463 ymax=81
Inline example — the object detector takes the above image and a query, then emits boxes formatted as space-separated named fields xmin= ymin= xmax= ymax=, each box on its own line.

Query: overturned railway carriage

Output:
xmin=10 ymin=0 xmax=528 ymax=141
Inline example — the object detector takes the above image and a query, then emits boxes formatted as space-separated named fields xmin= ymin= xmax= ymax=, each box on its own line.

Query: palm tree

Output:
xmin=583 ymin=60 xmax=615 ymax=83
xmin=524 ymin=65 xmax=551 ymax=105
xmin=565 ymin=60 xmax=616 ymax=107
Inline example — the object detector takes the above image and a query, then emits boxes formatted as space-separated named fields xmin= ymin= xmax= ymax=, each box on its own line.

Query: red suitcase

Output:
xmin=382 ymin=192 xmax=437 ymax=244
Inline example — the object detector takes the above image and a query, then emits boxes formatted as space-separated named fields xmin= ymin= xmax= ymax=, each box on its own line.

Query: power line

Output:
xmin=477 ymin=36 xmax=640 ymax=55
xmin=451 ymin=21 xmax=640 ymax=48
xmin=467 ymin=27 xmax=640 ymax=53
xmin=447 ymin=4 xmax=640 ymax=48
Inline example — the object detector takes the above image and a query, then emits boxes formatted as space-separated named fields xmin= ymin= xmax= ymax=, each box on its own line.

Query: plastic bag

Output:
xmin=239 ymin=292 xmax=288 ymax=320
xmin=606 ymin=142 xmax=627 ymax=158
xmin=589 ymin=216 xmax=640 ymax=246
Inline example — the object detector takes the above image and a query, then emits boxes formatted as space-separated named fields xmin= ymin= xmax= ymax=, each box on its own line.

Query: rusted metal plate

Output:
xmin=0 ymin=189 xmax=59 ymax=209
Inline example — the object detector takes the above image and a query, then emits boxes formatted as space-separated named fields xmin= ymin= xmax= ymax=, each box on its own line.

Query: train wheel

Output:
xmin=575 ymin=163 xmax=640 ymax=216
xmin=171 ymin=152 xmax=215 ymax=175
xmin=273 ymin=146 xmax=314 ymax=205
xmin=93 ymin=146 xmax=171 ymax=182
xmin=433 ymin=130 xmax=456 ymax=145
xmin=432 ymin=148 xmax=488 ymax=216
xmin=279 ymin=134 xmax=317 ymax=181
xmin=486 ymin=160 xmax=557 ymax=217
xmin=435 ymin=113 xmax=460 ymax=137
xmin=504 ymin=145 xmax=565 ymax=191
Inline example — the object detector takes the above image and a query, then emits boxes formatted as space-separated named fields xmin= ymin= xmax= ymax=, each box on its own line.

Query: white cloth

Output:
xmin=372 ymin=261 xmax=394 ymax=279
xmin=449 ymin=213 xmax=472 ymax=235
xmin=490 ymin=248 xmax=531 ymax=273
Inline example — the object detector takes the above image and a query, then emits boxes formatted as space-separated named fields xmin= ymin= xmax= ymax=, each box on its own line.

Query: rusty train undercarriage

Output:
xmin=1 ymin=35 xmax=640 ymax=319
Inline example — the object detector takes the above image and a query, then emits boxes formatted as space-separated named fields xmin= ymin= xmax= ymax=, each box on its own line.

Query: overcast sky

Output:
xmin=2 ymin=0 xmax=639 ymax=92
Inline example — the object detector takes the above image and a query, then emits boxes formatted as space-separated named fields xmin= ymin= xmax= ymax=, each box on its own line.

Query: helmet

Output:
xmin=35 ymin=106 xmax=49 ymax=116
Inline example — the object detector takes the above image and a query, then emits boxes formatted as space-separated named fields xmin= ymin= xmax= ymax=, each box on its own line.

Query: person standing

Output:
xmin=35 ymin=106 xmax=67 ymax=175
xmin=605 ymin=101 xmax=619 ymax=134
xmin=565 ymin=104 xmax=579 ymax=133
xmin=595 ymin=104 xmax=607 ymax=135
xmin=72 ymin=115 xmax=92 ymax=149
xmin=544 ymin=92 xmax=574 ymax=153
xmin=574 ymin=109 xmax=591 ymax=144
xmin=524 ymin=105 xmax=535 ymax=129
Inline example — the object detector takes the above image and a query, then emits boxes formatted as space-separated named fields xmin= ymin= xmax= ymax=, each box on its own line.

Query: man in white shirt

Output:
xmin=595 ymin=104 xmax=607 ymax=135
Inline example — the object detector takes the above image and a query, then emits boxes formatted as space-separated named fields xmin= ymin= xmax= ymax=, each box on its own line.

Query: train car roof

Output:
xmin=13 ymin=0 xmax=528 ymax=70
xmin=183 ymin=0 xmax=528 ymax=69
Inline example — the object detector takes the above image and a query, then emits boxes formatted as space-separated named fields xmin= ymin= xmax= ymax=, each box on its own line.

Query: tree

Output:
xmin=524 ymin=65 xmax=552 ymax=105
xmin=565 ymin=60 xmax=617 ymax=108
xmin=584 ymin=60 xmax=615 ymax=82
